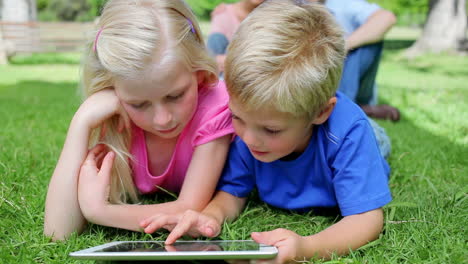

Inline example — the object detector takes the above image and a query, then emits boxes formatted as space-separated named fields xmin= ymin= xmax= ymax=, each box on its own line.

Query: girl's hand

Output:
xmin=251 ymin=228 xmax=306 ymax=264
xmin=77 ymin=144 xmax=115 ymax=223
xmin=139 ymin=210 xmax=221 ymax=244
xmin=74 ymin=89 xmax=130 ymax=132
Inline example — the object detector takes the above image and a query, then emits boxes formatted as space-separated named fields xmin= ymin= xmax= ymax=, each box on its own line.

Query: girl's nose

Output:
xmin=152 ymin=105 xmax=172 ymax=127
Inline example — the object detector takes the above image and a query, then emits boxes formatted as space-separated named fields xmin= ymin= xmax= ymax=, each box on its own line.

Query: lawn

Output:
xmin=0 ymin=28 xmax=467 ymax=263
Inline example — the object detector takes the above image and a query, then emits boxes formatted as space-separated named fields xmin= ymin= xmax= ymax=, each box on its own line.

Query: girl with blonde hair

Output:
xmin=44 ymin=0 xmax=233 ymax=240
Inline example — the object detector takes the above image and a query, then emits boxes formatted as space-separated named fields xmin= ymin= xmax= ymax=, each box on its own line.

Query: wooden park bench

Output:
xmin=0 ymin=21 xmax=94 ymax=54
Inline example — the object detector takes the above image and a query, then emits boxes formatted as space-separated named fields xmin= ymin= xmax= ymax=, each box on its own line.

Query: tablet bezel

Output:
xmin=69 ymin=240 xmax=278 ymax=260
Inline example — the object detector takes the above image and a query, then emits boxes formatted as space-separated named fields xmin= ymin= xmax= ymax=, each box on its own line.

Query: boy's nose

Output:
xmin=241 ymin=129 xmax=260 ymax=148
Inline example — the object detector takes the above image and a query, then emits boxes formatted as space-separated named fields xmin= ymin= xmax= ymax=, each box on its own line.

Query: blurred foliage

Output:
xmin=369 ymin=0 xmax=428 ymax=26
xmin=35 ymin=0 xmax=465 ymax=26
xmin=185 ymin=0 xmax=238 ymax=20
xmin=37 ymin=0 xmax=106 ymax=21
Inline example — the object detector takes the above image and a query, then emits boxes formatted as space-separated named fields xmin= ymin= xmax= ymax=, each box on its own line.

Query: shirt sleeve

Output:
xmin=350 ymin=0 xmax=381 ymax=27
xmin=217 ymin=139 xmax=255 ymax=198
xmin=331 ymin=119 xmax=392 ymax=216
xmin=192 ymin=105 xmax=233 ymax=146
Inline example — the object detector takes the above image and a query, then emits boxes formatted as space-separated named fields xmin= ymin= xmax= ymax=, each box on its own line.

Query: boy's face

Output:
xmin=229 ymin=97 xmax=314 ymax=163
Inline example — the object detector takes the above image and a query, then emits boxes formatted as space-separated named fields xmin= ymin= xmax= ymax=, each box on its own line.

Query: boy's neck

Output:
xmin=279 ymin=125 xmax=315 ymax=162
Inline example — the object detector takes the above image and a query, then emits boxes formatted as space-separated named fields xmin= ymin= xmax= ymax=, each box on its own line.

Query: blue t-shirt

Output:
xmin=217 ymin=92 xmax=391 ymax=216
xmin=326 ymin=0 xmax=381 ymax=35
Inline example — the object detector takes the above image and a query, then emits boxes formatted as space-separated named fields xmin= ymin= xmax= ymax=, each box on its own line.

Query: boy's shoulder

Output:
xmin=315 ymin=92 xmax=377 ymax=155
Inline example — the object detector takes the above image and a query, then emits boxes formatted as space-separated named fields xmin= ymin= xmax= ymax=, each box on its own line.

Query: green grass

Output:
xmin=1 ymin=31 xmax=467 ymax=263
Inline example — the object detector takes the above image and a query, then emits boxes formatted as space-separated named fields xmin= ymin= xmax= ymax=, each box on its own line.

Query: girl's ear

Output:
xmin=196 ymin=71 xmax=205 ymax=86
xmin=312 ymin=97 xmax=337 ymax=125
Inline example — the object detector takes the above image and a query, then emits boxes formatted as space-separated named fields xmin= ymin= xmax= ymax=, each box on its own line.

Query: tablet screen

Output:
xmin=97 ymin=240 xmax=261 ymax=252
xmin=70 ymin=240 xmax=277 ymax=260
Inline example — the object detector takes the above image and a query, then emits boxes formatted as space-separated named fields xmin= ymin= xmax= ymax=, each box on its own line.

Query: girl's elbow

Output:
xmin=43 ymin=225 xmax=67 ymax=241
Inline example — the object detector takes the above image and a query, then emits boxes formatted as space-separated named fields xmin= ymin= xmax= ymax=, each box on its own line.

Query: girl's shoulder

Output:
xmin=186 ymin=81 xmax=233 ymax=145
xmin=198 ymin=80 xmax=229 ymax=108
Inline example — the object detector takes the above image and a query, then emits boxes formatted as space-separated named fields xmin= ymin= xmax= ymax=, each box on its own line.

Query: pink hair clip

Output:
xmin=187 ymin=19 xmax=195 ymax=34
xmin=93 ymin=28 xmax=104 ymax=52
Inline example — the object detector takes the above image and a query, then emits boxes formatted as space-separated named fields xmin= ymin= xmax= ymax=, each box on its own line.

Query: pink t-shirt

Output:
xmin=130 ymin=81 xmax=234 ymax=194
xmin=210 ymin=4 xmax=241 ymax=42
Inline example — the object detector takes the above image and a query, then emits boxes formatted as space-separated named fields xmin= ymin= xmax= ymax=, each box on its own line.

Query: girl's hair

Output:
xmin=225 ymin=0 xmax=345 ymax=120
xmin=81 ymin=0 xmax=217 ymax=204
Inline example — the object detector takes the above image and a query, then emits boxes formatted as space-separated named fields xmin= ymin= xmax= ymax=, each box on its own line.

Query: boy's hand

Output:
xmin=139 ymin=210 xmax=222 ymax=244
xmin=77 ymin=144 xmax=114 ymax=222
xmin=251 ymin=228 xmax=306 ymax=264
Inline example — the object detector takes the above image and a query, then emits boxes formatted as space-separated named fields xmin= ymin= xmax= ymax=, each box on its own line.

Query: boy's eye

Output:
xmin=264 ymin=128 xmax=281 ymax=134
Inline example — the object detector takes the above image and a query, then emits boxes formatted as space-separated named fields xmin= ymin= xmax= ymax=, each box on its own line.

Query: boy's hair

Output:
xmin=80 ymin=0 xmax=217 ymax=204
xmin=225 ymin=0 xmax=345 ymax=120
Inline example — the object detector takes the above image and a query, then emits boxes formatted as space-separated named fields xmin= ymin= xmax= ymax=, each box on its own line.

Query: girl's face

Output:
xmin=229 ymin=97 xmax=314 ymax=163
xmin=114 ymin=61 xmax=201 ymax=139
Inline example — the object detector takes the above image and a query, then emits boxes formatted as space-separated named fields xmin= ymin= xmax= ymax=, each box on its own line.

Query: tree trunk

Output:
xmin=1 ymin=0 xmax=36 ymax=21
xmin=405 ymin=0 xmax=467 ymax=57
xmin=1 ymin=0 xmax=38 ymax=55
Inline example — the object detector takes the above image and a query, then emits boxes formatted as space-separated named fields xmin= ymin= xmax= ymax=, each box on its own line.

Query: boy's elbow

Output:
xmin=368 ymin=208 xmax=385 ymax=239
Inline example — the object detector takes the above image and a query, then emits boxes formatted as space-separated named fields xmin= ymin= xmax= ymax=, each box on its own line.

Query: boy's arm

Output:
xmin=78 ymin=135 xmax=232 ymax=232
xmin=252 ymin=208 xmax=384 ymax=262
xmin=304 ymin=208 xmax=384 ymax=258
xmin=346 ymin=9 xmax=396 ymax=51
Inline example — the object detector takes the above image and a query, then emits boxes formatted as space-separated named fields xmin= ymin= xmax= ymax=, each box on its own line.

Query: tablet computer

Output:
xmin=69 ymin=240 xmax=278 ymax=260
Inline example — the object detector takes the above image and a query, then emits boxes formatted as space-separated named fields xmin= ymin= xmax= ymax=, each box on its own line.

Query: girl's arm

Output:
xmin=137 ymin=190 xmax=247 ymax=244
xmin=79 ymin=135 xmax=233 ymax=232
xmin=164 ymin=190 xmax=247 ymax=244
xmin=43 ymin=115 xmax=90 ymax=240
xmin=252 ymin=208 xmax=384 ymax=262
xmin=44 ymin=89 xmax=126 ymax=240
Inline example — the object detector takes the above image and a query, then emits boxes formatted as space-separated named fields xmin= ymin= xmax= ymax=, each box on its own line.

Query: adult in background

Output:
xmin=206 ymin=0 xmax=264 ymax=76
xmin=324 ymin=0 xmax=400 ymax=121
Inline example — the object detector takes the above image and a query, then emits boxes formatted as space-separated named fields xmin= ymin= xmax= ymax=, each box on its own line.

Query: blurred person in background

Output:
xmin=322 ymin=0 xmax=400 ymax=121
xmin=206 ymin=0 xmax=265 ymax=76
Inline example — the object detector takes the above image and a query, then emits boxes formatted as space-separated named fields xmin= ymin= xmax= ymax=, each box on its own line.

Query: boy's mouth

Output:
xmin=250 ymin=149 xmax=269 ymax=156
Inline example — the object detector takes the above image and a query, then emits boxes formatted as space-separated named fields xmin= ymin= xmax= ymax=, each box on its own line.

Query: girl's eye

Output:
xmin=167 ymin=92 xmax=184 ymax=101
xmin=231 ymin=114 xmax=240 ymax=120
xmin=264 ymin=128 xmax=281 ymax=135
xmin=130 ymin=102 xmax=147 ymax=109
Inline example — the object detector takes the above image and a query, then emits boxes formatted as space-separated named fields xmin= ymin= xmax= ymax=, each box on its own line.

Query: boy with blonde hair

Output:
xmin=141 ymin=0 xmax=392 ymax=262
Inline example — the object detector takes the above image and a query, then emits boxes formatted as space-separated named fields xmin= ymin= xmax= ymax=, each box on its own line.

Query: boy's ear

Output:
xmin=312 ymin=97 xmax=337 ymax=125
